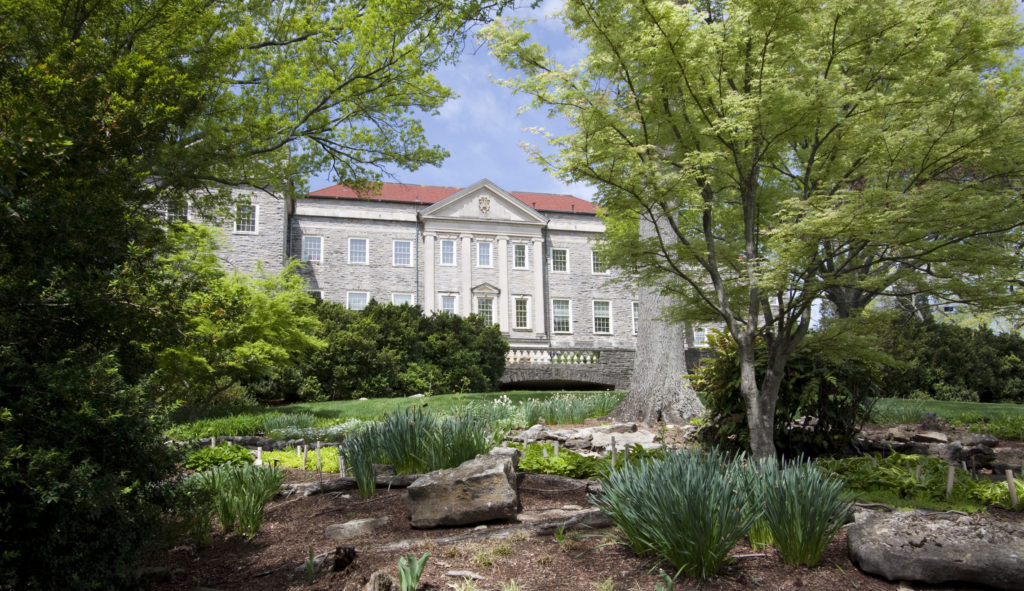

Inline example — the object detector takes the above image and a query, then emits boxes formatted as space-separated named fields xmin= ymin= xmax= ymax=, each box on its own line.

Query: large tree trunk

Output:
xmin=611 ymin=283 xmax=705 ymax=425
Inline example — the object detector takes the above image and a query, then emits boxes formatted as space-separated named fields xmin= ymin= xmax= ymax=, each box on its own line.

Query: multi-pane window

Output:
xmin=349 ymin=238 xmax=367 ymax=264
xmin=234 ymin=203 xmax=256 ymax=233
xmin=477 ymin=242 xmax=492 ymax=267
xmin=694 ymin=327 xmax=707 ymax=347
xmin=593 ymin=300 xmax=612 ymax=334
xmin=167 ymin=199 xmax=188 ymax=224
xmin=476 ymin=297 xmax=493 ymax=324
xmin=551 ymin=248 xmax=568 ymax=272
xmin=347 ymin=292 xmax=369 ymax=311
xmin=301 ymin=236 xmax=322 ymax=262
xmin=440 ymin=239 xmax=455 ymax=265
xmin=440 ymin=295 xmax=457 ymax=314
xmin=592 ymin=251 xmax=608 ymax=274
xmin=513 ymin=244 xmax=528 ymax=269
xmin=392 ymin=293 xmax=413 ymax=306
xmin=552 ymin=299 xmax=571 ymax=333
xmin=632 ymin=301 xmax=639 ymax=334
xmin=514 ymin=298 xmax=530 ymax=329
xmin=393 ymin=240 xmax=412 ymax=266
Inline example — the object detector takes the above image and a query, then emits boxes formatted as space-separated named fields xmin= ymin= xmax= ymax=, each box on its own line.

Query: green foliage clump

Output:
xmin=592 ymin=448 xmax=755 ymax=579
xmin=264 ymin=445 xmax=343 ymax=472
xmin=693 ymin=330 xmax=879 ymax=457
xmin=517 ymin=443 xmax=609 ymax=479
xmin=874 ymin=313 xmax=1024 ymax=403
xmin=292 ymin=301 xmax=507 ymax=400
xmin=190 ymin=464 xmax=284 ymax=538
xmin=340 ymin=407 xmax=502 ymax=497
xmin=184 ymin=444 xmax=255 ymax=472
xmin=817 ymin=452 xmax=1020 ymax=511
xmin=519 ymin=391 xmax=623 ymax=425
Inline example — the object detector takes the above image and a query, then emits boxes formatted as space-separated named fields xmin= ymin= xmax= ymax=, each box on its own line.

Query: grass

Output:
xmin=167 ymin=390 xmax=624 ymax=440
xmin=868 ymin=398 xmax=1024 ymax=441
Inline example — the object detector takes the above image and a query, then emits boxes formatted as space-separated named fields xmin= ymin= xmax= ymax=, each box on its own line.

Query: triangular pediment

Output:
xmin=472 ymin=282 xmax=500 ymax=295
xmin=420 ymin=179 xmax=547 ymax=225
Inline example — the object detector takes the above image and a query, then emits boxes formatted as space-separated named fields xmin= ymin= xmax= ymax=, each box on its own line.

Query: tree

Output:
xmin=485 ymin=0 xmax=1024 ymax=458
xmin=1 ymin=0 xmax=514 ymax=585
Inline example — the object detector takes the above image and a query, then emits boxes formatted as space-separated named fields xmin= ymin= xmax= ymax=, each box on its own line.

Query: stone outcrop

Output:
xmin=406 ymin=452 xmax=519 ymax=528
xmin=848 ymin=509 xmax=1024 ymax=590
xmin=857 ymin=425 xmax=1019 ymax=472
xmin=509 ymin=422 xmax=689 ymax=454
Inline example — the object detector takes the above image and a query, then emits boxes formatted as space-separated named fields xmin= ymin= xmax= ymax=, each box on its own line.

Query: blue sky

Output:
xmin=309 ymin=0 xmax=596 ymax=201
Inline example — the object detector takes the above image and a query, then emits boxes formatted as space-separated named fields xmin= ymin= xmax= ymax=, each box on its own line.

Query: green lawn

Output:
xmin=276 ymin=389 xmax=606 ymax=420
xmin=869 ymin=398 xmax=1024 ymax=440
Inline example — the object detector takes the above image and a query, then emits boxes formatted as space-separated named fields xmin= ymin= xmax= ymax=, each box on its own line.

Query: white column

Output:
xmin=423 ymin=233 xmax=435 ymax=313
xmin=532 ymin=238 xmax=545 ymax=335
xmin=460 ymin=234 xmax=472 ymax=316
xmin=497 ymin=236 xmax=509 ymax=332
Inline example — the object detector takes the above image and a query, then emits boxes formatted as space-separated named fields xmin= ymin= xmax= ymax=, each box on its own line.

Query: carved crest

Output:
xmin=478 ymin=195 xmax=491 ymax=214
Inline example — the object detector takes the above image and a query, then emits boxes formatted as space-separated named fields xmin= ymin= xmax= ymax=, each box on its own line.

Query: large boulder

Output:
xmin=406 ymin=453 xmax=519 ymax=528
xmin=848 ymin=509 xmax=1024 ymax=590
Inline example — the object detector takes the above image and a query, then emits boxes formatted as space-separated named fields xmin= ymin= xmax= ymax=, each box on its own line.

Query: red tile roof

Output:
xmin=308 ymin=182 xmax=596 ymax=214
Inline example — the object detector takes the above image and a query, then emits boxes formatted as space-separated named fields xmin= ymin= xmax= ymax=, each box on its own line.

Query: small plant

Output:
xmin=305 ymin=546 xmax=316 ymax=584
xmin=592 ymin=448 xmax=756 ymax=579
xmin=193 ymin=464 xmax=284 ymax=538
xmin=500 ymin=580 xmax=523 ymax=591
xmin=654 ymin=570 xmax=674 ymax=591
xmin=761 ymin=458 xmax=852 ymax=566
xmin=471 ymin=546 xmax=493 ymax=568
xmin=592 ymin=577 xmax=615 ymax=591
xmin=184 ymin=443 xmax=254 ymax=472
xmin=398 ymin=551 xmax=430 ymax=591
xmin=455 ymin=577 xmax=480 ymax=591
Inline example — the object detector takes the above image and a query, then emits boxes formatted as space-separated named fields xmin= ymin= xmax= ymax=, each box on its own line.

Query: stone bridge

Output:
xmin=500 ymin=347 xmax=635 ymax=390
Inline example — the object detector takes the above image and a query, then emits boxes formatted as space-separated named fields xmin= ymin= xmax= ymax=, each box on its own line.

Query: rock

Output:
xmin=406 ymin=455 xmax=519 ymax=528
xmin=848 ymin=509 xmax=1024 ymax=590
xmin=590 ymin=428 xmax=657 ymax=450
xmin=446 ymin=570 xmax=484 ymax=580
xmin=886 ymin=427 xmax=911 ymax=442
xmin=961 ymin=432 xmax=999 ymax=448
xmin=912 ymin=431 xmax=948 ymax=444
xmin=992 ymin=447 xmax=1024 ymax=472
xmin=591 ymin=423 xmax=638 ymax=434
xmin=563 ymin=434 xmax=593 ymax=450
xmin=325 ymin=517 xmax=390 ymax=541
xmin=487 ymin=446 xmax=522 ymax=471
xmin=514 ymin=424 xmax=548 ymax=442
xmin=363 ymin=570 xmax=395 ymax=591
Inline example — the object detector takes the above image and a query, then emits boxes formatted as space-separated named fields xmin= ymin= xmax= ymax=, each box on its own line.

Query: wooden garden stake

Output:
xmin=542 ymin=447 xmax=548 ymax=459
xmin=1006 ymin=470 xmax=1018 ymax=509
xmin=610 ymin=437 xmax=618 ymax=467
xmin=554 ymin=441 xmax=560 ymax=457
xmin=210 ymin=436 xmax=216 ymax=448
xmin=301 ymin=445 xmax=307 ymax=470
xmin=339 ymin=455 xmax=346 ymax=477
xmin=946 ymin=464 xmax=956 ymax=498
xmin=914 ymin=464 xmax=922 ymax=482
xmin=316 ymin=441 xmax=322 ymax=472
xmin=255 ymin=446 xmax=263 ymax=466
xmin=623 ymin=444 xmax=630 ymax=464
xmin=296 ymin=446 xmax=302 ymax=459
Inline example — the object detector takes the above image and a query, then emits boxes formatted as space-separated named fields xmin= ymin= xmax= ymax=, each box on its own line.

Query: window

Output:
xmin=440 ymin=294 xmax=457 ymax=314
xmin=440 ymin=239 xmax=455 ymax=265
xmin=513 ymin=244 xmax=528 ymax=269
xmin=551 ymin=248 xmax=568 ymax=272
xmin=592 ymin=251 xmax=608 ymax=274
xmin=308 ymin=290 xmax=323 ymax=301
xmin=393 ymin=240 xmax=412 ymax=266
xmin=167 ymin=199 xmax=188 ymax=224
xmin=693 ymin=327 xmax=707 ymax=347
xmin=347 ymin=291 xmax=369 ymax=311
xmin=593 ymin=300 xmax=612 ymax=334
xmin=234 ymin=203 xmax=256 ymax=233
xmin=514 ymin=297 xmax=530 ymax=330
xmin=392 ymin=293 xmax=413 ymax=306
xmin=632 ymin=301 xmax=639 ymax=334
xmin=552 ymin=299 xmax=571 ymax=333
xmin=476 ymin=297 xmax=494 ymax=324
xmin=301 ymin=236 xmax=322 ymax=263
xmin=348 ymin=238 xmax=367 ymax=264
xmin=477 ymin=241 xmax=492 ymax=267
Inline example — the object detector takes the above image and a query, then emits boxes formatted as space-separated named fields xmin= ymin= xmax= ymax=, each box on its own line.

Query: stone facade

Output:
xmin=206 ymin=179 xmax=639 ymax=355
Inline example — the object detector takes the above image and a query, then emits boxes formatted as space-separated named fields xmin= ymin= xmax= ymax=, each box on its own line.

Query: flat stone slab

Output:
xmin=848 ymin=509 xmax=1024 ymax=590
xmin=325 ymin=517 xmax=390 ymax=541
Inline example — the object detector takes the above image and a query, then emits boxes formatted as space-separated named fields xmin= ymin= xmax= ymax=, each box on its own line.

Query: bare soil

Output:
xmin=145 ymin=424 xmax=1022 ymax=591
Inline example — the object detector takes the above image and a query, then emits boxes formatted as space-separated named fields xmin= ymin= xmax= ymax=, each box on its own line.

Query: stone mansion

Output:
xmin=198 ymin=179 xmax=661 ymax=357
